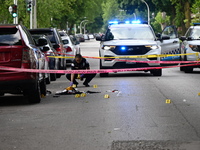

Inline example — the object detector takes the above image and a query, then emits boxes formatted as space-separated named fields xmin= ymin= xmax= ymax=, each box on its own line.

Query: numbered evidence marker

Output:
xmin=198 ymin=93 xmax=200 ymax=96
xmin=75 ymin=94 xmax=81 ymax=98
xmin=93 ymin=85 xmax=98 ymax=88
xmin=166 ymin=99 xmax=171 ymax=104
xmin=81 ymin=93 xmax=86 ymax=97
xmin=104 ymin=94 xmax=110 ymax=99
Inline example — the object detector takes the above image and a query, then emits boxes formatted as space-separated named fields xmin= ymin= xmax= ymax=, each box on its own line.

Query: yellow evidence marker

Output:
xmin=198 ymin=93 xmax=200 ymax=96
xmin=72 ymin=84 xmax=77 ymax=88
xmin=104 ymin=94 xmax=110 ymax=99
xmin=75 ymin=94 xmax=80 ymax=98
xmin=93 ymin=85 xmax=98 ymax=88
xmin=81 ymin=93 xmax=86 ymax=97
xmin=166 ymin=99 xmax=171 ymax=104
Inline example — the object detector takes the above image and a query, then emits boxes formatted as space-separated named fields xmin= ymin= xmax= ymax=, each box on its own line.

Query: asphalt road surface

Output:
xmin=1 ymin=39 xmax=200 ymax=150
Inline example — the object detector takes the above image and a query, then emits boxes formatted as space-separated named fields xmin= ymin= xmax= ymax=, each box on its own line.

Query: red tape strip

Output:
xmin=0 ymin=63 xmax=200 ymax=74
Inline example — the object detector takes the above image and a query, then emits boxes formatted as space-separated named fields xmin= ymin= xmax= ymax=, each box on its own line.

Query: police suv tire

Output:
xmin=24 ymin=80 xmax=41 ymax=104
xmin=151 ymin=69 xmax=162 ymax=76
xmin=180 ymin=66 xmax=185 ymax=71
xmin=184 ymin=67 xmax=193 ymax=73
xmin=40 ymin=79 xmax=47 ymax=96
xmin=180 ymin=55 xmax=186 ymax=71
xmin=99 ymin=60 xmax=109 ymax=77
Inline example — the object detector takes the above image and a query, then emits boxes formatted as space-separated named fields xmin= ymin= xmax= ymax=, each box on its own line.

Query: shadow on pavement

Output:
xmin=0 ymin=95 xmax=29 ymax=106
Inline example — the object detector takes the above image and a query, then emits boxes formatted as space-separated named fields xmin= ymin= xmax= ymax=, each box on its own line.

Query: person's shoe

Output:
xmin=83 ymin=82 xmax=90 ymax=87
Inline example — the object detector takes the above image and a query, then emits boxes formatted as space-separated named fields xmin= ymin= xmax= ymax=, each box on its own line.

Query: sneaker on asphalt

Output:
xmin=83 ymin=83 xmax=90 ymax=87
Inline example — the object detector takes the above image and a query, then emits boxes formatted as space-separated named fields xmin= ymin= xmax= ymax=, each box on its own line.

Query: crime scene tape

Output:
xmin=48 ymin=52 xmax=200 ymax=60
xmin=48 ymin=53 xmax=200 ymax=64
xmin=0 ymin=63 xmax=200 ymax=74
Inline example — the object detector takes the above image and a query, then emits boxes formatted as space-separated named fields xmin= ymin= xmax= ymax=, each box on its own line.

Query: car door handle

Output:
xmin=173 ymin=40 xmax=178 ymax=43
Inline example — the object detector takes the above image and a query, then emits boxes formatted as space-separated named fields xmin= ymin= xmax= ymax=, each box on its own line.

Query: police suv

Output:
xmin=96 ymin=21 xmax=179 ymax=77
xmin=180 ymin=23 xmax=200 ymax=73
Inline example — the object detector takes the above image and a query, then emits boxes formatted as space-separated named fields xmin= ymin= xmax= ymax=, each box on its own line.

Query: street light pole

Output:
xmin=80 ymin=20 xmax=88 ymax=34
xmin=141 ymin=0 xmax=150 ymax=25
xmin=84 ymin=22 xmax=88 ymax=34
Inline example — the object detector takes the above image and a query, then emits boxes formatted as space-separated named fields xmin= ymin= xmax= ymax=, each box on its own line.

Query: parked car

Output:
xmin=61 ymin=35 xmax=81 ymax=63
xmin=0 ymin=24 xmax=47 ymax=103
xmin=179 ymin=23 xmax=200 ymax=73
xmin=75 ymin=34 xmax=85 ymax=42
xmin=88 ymin=34 xmax=94 ymax=39
xmin=84 ymin=34 xmax=90 ymax=40
xmin=29 ymin=28 xmax=66 ymax=75
xmin=31 ymin=35 xmax=59 ymax=81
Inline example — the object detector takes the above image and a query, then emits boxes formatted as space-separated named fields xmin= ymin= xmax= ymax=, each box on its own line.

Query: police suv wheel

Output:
xmin=151 ymin=69 xmax=162 ymax=76
xmin=184 ymin=67 xmax=193 ymax=73
xmin=99 ymin=60 xmax=109 ymax=77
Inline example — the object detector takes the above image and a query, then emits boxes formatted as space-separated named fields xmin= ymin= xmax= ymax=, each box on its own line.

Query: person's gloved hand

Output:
xmin=70 ymin=82 xmax=73 ymax=86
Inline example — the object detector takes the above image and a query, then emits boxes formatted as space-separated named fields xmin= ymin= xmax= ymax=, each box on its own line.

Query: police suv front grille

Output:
xmin=111 ymin=46 xmax=150 ymax=55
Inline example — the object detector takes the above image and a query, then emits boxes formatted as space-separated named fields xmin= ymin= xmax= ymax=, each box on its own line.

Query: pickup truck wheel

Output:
xmin=50 ymin=73 xmax=56 ymax=81
xmin=24 ymin=80 xmax=41 ymax=104
xmin=40 ymin=79 xmax=47 ymax=96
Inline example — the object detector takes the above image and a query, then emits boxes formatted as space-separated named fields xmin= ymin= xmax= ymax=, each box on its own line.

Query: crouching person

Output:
xmin=66 ymin=54 xmax=96 ymax=87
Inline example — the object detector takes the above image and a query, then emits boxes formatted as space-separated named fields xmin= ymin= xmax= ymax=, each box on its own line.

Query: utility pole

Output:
xmin=141 ymin=0 xmax=150 ymax=25
xmin=33 ymin=0 xmax=37 ymax=28
xmin=30 ymin=0 xmax=33 ymax=29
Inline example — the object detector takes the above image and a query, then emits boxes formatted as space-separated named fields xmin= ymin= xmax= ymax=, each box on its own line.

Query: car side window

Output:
xmin=162 ymin=26 xmax=177 ymax=39
xmin=20 ymin=25 xmax=35 ymax=45
xmin=185 ymin=28 xmax=192 ymax=38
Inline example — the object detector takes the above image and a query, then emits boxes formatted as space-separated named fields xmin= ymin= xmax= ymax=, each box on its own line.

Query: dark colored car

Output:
xmin=0 ymin=24 xmax=47 ymax=103
xmin=75 ymin=34 xmax=85 ymax=42
xmin=29 ymin=28 xmax=66 ymax=74
xmin=32 ymin=35 xmax=59 ymax=81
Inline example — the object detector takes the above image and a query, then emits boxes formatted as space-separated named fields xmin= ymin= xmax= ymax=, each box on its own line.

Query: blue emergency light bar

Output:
xmin=109 ymin=20 xmax=142 ymax=25
xmin=193 ymin=23 xmax=200 ymax=26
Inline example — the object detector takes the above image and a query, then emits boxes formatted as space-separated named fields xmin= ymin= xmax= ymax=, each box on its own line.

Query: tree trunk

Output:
xmin=184 ymin=1 xmax=191 ymax=29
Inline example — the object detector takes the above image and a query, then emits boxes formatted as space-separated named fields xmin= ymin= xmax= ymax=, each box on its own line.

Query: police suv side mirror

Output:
xmin=187 ymin=36 xmax=193 ymax=41
xmin=96 ymin=35 xmax=102 ymax=41
xmin=179 ymin=36 xmax=187 ymax=41
xmin=161 ymin=35 xmax=170 ymax=40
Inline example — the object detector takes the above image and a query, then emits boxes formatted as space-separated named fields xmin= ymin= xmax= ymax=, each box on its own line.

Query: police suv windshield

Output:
xmin=108 ymin=26 xmax=155 ymax=40
xmin=186 ymin=28 xmax=200 ymax=40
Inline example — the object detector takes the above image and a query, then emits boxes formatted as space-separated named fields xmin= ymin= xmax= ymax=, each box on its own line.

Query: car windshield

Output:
xmin=188 ymin=28 xmax=200 ymax=40
xmin=0 ymin=28 xmax=22 ymax=46
xmin=109 ymin=26 xmax=155 ymax=40
xmin=30 ymin=30 xmax=57 ymax=44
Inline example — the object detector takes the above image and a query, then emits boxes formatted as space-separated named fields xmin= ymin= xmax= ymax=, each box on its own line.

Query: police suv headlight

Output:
xmin=102 ymin=45 xmax=116 ymax=50
xmin=145 ymin=45 xmax=159 ymax=50
xmin=189 ymin=44 xmax=200 ymax=52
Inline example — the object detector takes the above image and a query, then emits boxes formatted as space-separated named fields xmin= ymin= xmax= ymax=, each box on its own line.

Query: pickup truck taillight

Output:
xmin=22 ymin=48 xmax=30 ymax=63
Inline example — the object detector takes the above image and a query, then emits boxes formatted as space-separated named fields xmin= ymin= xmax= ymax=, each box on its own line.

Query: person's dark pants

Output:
xmin=66 ymin=74 xmax=96 ymax=84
